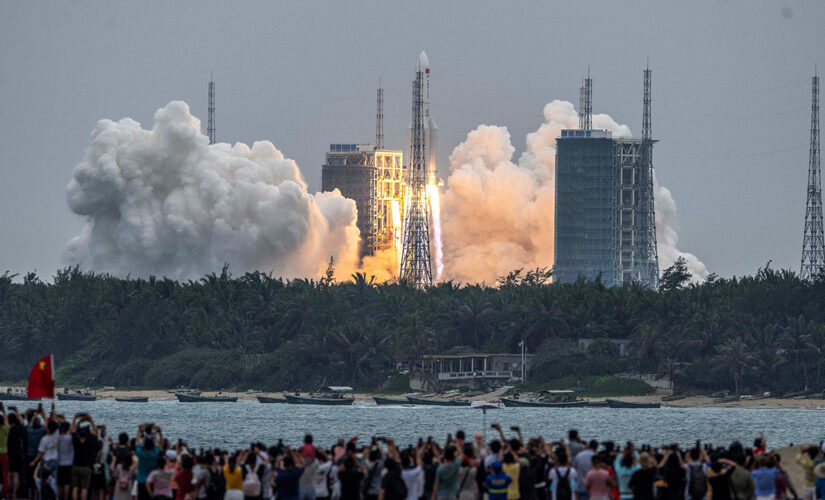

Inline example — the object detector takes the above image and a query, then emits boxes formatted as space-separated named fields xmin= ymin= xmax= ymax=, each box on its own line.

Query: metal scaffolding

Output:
xmin=802 ymin=72 xmax=824 ymax=279
xmin=207 ymin=72 xmax=215 ymax=145
xmin=637 ymin=65 xmax=660 ymax=288
xmin=399 ymin=55 xmax=433 ymax=287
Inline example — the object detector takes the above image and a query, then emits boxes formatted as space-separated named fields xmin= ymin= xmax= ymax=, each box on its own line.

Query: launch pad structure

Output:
xmin=554 ymin=68 xmax=659 ymax=288
xmin=399 ymin=52 xmax=435 ymax=288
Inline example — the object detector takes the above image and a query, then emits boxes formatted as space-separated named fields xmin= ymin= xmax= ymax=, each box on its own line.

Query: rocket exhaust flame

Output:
xmin=427 ymin=183 xmax=444 ymax=280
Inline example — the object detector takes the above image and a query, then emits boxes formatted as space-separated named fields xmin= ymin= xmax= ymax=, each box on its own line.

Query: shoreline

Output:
xmin=6 ymin=388 xmax=824 ymax=409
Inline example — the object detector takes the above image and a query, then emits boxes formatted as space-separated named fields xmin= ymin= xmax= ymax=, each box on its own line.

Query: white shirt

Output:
xmin=549 ymin=467 xmax=578 ymax=500
xmin=402 ymin=466 xmax=423 ymax=500
xmin=314 ymin=461 xmax=333 ymax=498
xmin=57 ymin=433 xmax=74 ymax=466
xmin=38 ymin=433 xmax=60 ymax=462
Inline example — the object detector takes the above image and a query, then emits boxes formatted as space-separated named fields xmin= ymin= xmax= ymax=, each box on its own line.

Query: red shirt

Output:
xmin=174 ymin=469 xmax=194 ymax=500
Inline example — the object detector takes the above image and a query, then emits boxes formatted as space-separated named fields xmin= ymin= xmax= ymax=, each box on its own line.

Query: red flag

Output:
xmin=27 ymin=354 xmax=55 ymax=399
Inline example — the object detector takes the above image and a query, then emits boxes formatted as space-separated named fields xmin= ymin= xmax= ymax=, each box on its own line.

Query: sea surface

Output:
xmin=32 ymin=400 xmax=825 ymax=450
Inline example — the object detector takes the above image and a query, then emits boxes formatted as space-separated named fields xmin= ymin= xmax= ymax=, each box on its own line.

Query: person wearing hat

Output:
xmin=485 ymin=462 xmax=512 ymax=500
xmin=814 ymin=462 xmax=825 ymax=500
xmin=797 ymin=446 xmax=821 ymax=500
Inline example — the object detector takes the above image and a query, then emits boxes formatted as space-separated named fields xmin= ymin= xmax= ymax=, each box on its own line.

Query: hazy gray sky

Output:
xmin=1 ymin=1 xmax=822 ymax=279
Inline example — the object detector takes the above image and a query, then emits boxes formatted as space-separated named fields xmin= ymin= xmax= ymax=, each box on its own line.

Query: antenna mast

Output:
xmin=802 ymin=70 xmax=824 ymax=279
xmin=207 ymin=72 xmax=216 ymax=145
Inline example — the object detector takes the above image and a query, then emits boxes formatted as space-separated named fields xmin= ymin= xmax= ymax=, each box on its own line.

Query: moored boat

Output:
xmin=712 ymin=395 xmax=739 ymax=404
xmin=284 ymin=386 xmax=355 ymax=405
xmin=257 ymin=396 xmax=288 ymax=404
xmin=176 ymin=393 xmax=237 ymax=403
xmin=661 ymin=394 xmax=687 ymax=402
xmin=373 ymin=396 xmax=410 ymax=405
xmin=405 ymin=396 xmax=471 ymax=407
xmin=606 ymin=399 xmax=660 ymax=409
xmin=500 ymin=397 xmax=589 ymax=408
xmin=115 ymin=397 xmax=149 ymax=403
xmin=501 ymin=390 xmax=588 ymax=408
xmin=0 ymin=391 xmax=36 ymax=401
xmin=57 ymin=392 xmax=97 ymax=401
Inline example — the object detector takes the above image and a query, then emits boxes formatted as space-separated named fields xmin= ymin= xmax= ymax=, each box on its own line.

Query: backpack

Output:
xmin=688 ymin=464 xmax=707 ymax=499
xmin=556 ymin=468 xmax=572 ymax=500
xmin=207 ymin=468 xmax=226 ymax=500
xmin=117 ymin=466 xmax=131 ymax=490
xmin=384 ymin=470 xmax=408 ymax=500
xmin=362 ymin=462 xmax=380 ymax=497
xmin=242 ymin=466 xmax=262 ymax=497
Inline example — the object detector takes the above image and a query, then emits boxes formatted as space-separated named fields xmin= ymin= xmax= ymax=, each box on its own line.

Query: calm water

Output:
xmin=35 ymin=400 xmax=825 ymax=450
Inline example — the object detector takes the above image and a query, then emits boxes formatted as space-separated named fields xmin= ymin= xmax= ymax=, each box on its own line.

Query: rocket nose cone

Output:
xmin=417 ymin=51 xmax=430 ymax=71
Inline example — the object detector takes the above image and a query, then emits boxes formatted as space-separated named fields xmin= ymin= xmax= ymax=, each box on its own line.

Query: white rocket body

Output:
xmin=408 ymin=51 xmax=438 ymax=186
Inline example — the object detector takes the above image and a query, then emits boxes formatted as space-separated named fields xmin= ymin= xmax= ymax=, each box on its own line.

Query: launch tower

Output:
xmin=801 ymin=71 xmax=824 ymax=279
xmin=399 ymin=52 xmax=434 ymax=287
xmin=554 ymin=70 xmax=659 ymax=287
xmin=207 ymin=72 xmax=215 ymax=145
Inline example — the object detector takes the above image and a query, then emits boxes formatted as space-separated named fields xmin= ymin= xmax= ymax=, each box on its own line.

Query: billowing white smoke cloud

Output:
xmin=654 ymin=178 xmax=708 ymax=279
xmin=440 ymin=100 xmax=707 ymax=284
xmin=64 ymin=101 xmax=361 ymax=280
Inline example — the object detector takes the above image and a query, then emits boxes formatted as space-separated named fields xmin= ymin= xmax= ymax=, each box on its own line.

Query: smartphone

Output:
xmin=510 ymin=426 xmax=520 ymax=431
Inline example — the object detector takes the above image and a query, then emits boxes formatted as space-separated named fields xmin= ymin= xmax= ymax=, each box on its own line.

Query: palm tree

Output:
xmin=781 ymin=315 xmax=818 ymax=390
xmin=713 ymin=334 xmax=753 ymax=395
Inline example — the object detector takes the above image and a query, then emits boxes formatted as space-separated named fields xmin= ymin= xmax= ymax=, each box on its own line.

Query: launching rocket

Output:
xmin=409 ymin=51 xmax=438 ymax=186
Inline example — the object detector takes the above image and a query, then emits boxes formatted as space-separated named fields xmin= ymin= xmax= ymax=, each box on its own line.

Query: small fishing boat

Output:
xmin=257 ymin=396 xmax=288 ymax=404
xmin=284 ymin=386 xmax=355 ymax=405
xmin=0 ymin=390 xmax=36 ymax=401
xmin=373 ymin=396 xmax=410 ymax=405
xmin=712 ymin=395 xmax=740 ymax=404
xmin=605 ymin=399 xmax=660 ymax=409
xmin=405 ymin=396 xmax=471 ymax=407
xmin=115 ymin=396 xmax=149 ymax=403
xmin=501 ymin=390 xmax=589 ymax=408
xmin=176 ymin=393 xmax=237 ymax=403
xmin=661 ymin=394 xmax=687 ymax=402
xmin=57 ymin=392 xmax=97 ymax=401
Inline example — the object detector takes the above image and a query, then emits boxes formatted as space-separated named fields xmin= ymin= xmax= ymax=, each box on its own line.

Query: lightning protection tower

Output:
xmin=638 ymin=62 xmax=660 ymax=288
xmin=207 ymin=72 xmax=216 ymax=145
xmin=583 ymin=68 xmax=593 ymax=130
xmin=399 ymin=52 xmax=433 ymax=287
xmin=801 ymin=70 xmax=824 ymax=279
xmin=376 ymin=80 xmax=384 ymax=150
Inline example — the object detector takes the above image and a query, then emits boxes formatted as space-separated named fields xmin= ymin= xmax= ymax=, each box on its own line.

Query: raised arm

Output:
xmin=491 ymin=424 xmax=507 ymax=444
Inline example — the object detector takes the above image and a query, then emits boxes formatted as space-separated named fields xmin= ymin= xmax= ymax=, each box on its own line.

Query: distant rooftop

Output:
xmin=329 ymin=143 xmax=373 ymax=153
xmin=560 ymin=129 xmax=612 ymax=139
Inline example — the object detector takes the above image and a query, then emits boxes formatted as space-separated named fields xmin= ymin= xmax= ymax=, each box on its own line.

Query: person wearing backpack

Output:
xmin=111 ymin=453 xmax=136 ymax=500
xmin=549 ymin=448 xmax=577 ymax=500
xmin=379 ymin=459 xmax=408 ymax=500
xmin=242 ymin=451 xmax=263 ymax=500
xmin=206 ymin=454 xmax=226 ymax=500
xmin=686 ymin=448 xmax=709 ymax=500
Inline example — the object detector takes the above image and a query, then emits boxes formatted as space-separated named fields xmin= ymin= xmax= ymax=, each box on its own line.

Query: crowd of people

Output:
xmin=1 ymin=404 xmax=824 ymax=500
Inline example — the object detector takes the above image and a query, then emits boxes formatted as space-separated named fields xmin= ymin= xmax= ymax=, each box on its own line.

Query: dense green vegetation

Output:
xmin=2 ymin=258 xmax=825 ymax=396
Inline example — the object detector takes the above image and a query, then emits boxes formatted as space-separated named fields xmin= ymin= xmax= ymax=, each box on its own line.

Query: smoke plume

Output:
xmin=440 ymin=100 xmax=707 ymax=284
xmin=64 ymin=101 xmax=361 ymax=280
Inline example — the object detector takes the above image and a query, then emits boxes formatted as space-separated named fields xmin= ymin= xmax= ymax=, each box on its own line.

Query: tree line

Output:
xmin=1 ymin=258 xmax=824 ymax=395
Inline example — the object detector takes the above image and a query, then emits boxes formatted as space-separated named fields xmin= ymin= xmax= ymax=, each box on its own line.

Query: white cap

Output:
xmin=417 ymin=51 xmax=430 ymax=72
xmin=165 ymin=450 xmax=177 ymax=461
